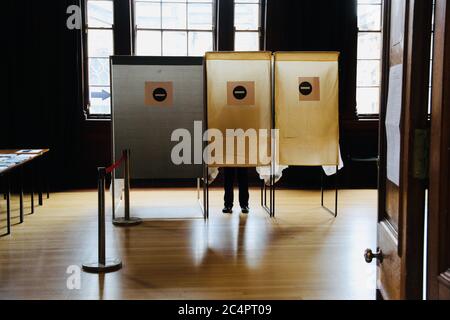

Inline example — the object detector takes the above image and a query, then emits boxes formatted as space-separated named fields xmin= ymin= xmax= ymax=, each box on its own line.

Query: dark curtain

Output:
xmin=265 ymin=0 xmax=359 ymax=187
xmin=3 ymin=0 xmax=362 ymax=190
xmin=266 ymin=0 xmax=357 ymax=119
xmin=4 ymin=1 xmax=85 ymax=190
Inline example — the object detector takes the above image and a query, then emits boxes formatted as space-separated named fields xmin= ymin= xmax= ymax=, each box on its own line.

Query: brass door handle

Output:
xmin=364 ymin=248 xmax=383 ymax=263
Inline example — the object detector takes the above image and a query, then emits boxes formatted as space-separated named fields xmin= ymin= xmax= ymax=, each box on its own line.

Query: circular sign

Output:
xmin=299 ymin=82 xmax=313 ymax=96
xmin=153 ymin=88 xmax=168 ymax=102
xmin=233 ymin=86 xmax=247 ymax=100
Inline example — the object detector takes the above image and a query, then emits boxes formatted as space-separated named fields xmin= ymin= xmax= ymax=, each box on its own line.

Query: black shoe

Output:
xmin=241 ymin=206 xmax=250 ymax=214
xmin=222 ymin=207 xmax=233 ymax=214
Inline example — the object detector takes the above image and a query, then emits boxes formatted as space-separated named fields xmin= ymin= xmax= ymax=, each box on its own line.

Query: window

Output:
xmin=234 ymin=0 xmax=261 ymax=51
xmin=135 ymin=0 xmax=215 ymax=56
xmin=429 ymin=0 xmax=435 ymax=114
xmin=86 ymin=0 xmax=114 ymax=115
xmin=356 ymin=0 xmax=383 ymax=115
xmin=82 ymin=1 xmax=265 ymax=117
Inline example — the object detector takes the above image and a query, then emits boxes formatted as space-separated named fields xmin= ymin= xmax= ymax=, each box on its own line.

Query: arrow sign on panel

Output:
xmin=91 ymin=89 xmax=110 ymax=101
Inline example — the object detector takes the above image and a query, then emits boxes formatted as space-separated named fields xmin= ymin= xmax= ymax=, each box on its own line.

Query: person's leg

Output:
xmin=237 ymin=167 xmax=249 ymax=209
xmin=223 ymin=167 xmax=235 ymax=209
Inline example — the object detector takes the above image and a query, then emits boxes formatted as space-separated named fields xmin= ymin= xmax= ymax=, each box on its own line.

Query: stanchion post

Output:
xmin=98 ymin=167 xmax=106 ymax=266
xmin=82 ymin=167 xmax=122 ymax=273
xmin=113 ymin=149 xmax=142 ymax=227
xmin=124 ymin=149 xmax=130 ymax=220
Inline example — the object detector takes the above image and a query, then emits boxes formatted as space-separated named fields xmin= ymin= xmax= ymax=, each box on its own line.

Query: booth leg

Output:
xmin=320 ymin=166 xmax=338 ymax=218
xmin=113 ymin=150 xmax=142 ymax=227
xmin=270 ymin=176 xmax=275 ymax=218
xmin=334 ymin=165 xmax=338 ymax=217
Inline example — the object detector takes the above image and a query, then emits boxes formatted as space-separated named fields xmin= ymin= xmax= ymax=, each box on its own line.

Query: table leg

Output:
xmin=30 ymin=163 xmax=34 ymax=214
xmin=38 ymin=157 xmax=43 ymax=206
xmin=19 ymin=167 xmax=24 ymax=223
xmin=6 ymin=175 xmax=11 ymax=235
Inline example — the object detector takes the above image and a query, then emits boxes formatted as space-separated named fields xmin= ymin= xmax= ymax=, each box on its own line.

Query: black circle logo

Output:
xmin=299 ymin=82 xmax=313 ymax=96
xmin=153 ymin=88 xmax=168 ymax=102
xmin=233 ymin=86 xmax=247 ymax=100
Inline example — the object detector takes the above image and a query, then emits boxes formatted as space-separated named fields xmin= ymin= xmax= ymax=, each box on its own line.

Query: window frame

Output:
xmin=82 ymin=0 xmax=115 ymax=119
xmin=233 ymin=0 xmax=265 ymax=51
xmin=79 ymin=0 xmax=264 ymax=120
xmin=133 ymin=0 xmax=218 ymax=57
xmin=356 ymin=0 xmax=383 ymax=119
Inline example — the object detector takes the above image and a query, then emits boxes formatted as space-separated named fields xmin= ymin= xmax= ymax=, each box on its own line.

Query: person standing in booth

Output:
xmin=222 ymin=167 xmax=250 ymax=214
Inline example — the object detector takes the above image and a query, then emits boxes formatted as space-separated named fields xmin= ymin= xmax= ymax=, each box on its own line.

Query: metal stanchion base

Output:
xmin=112 ymin=217 xmax=142 ymax=227
xmin=82 ymin=259 xmax=122 ymax=273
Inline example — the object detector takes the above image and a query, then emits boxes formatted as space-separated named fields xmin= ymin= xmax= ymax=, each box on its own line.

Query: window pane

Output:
xmin=235 ymin=3 xmax=259 ymax=30
xmin=162 ymin=3 xmax=187 ymax=29
xmin=163 ymin=31 xmax=188 ymax=56
xmin=358 ymin=33 xmax=382 ymax=59
xmin=428 ymin=87 xmax=432 ymax=114
xmin=136 ymin=30 xmax=162 ymax=56
xmin=89 ymin=86 xmax=111 ymax=115
xmin=89 ymin=58 xmax=110 ymax=86
xmin=357 ymin=60 xmax=381 ymax=87
xmin=87 ymin=1 xmax=113 ymax=28
xmin=357 ymin=87 xmax=380 ymax=114
xmin=88 ymin=29 xmax=113 ymax=57
xmin=235 ymin=32 xmax=259 ymax=51
xmin=358 ymin=0 xmax=382 ymax=4
xmin=358 ymin=4 xmax=381 ymax=31
xmin=136 ymin=2 xmax=161 ymax=29
xmin=188 ymin=32 xmax=213 ymax=56
xmin=188 ymin=3 xmax=213 ymax=30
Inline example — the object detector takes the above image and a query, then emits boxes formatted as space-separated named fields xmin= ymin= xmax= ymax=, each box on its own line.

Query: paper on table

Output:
xmin=385 ymin=64 xmax=403 ymax=186
xmin=16 ymin=149 xmax=44 ymax=154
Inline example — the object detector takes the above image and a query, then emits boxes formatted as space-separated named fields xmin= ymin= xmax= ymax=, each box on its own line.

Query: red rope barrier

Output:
xmin=106 ymin=154 xmax=125 ymax=174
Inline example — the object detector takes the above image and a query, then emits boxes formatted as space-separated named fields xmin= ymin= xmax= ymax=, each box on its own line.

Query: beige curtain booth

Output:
xmin=206 ymin=52 xmax=272 ymax=167
xmin=274 ymin=52 xmax=340 ymax=166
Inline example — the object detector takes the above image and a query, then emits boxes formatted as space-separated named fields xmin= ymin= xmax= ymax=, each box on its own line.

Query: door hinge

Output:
xmin=413 ymin=129 xmax=430 ymax=179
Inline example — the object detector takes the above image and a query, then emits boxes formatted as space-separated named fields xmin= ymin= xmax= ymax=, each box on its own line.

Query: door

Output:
xmin=427 ymin=0 xmax=450 ymax=300
xmin=366 ymin=0 xmax=433 ymax=300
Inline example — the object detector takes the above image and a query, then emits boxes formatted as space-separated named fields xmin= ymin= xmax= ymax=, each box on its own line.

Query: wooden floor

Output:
xmin=0 ymin=188 xmax=377 ymax=300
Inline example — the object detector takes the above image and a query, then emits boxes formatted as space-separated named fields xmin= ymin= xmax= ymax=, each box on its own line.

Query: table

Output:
xmin=0 ymin=149 xmax=50 ymax=236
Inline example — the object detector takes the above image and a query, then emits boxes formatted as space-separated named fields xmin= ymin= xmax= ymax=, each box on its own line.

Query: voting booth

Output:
xmin=273 ymin=52 xmax=340 ymax=216
xmin=205 ymin=52 xmax=273 ymax=167
xmin=111 ymin=56 xmax=207 ymax=219
xmin=274 ymin=52 xmax=340 ymax=166
xmin=205 ymin=51 xmax=275 ymax=216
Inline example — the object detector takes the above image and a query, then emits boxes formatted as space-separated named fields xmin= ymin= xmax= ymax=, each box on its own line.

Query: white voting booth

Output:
xmin=205 ymin=51 xmax=275 ymax=215
xmin=274 ymin=52 xmax=341 ymax=216
xmin=109 ymin=52 xmax=341 ymax=220
xmin=110 ymin=56 xmax=207 ymax=220
xmin=205 ymin=52 xmax=272 ymax=167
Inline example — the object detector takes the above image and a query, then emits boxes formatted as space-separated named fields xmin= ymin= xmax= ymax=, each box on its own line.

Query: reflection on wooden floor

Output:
xmin=0 ymin=188 xmax=377 ymax=300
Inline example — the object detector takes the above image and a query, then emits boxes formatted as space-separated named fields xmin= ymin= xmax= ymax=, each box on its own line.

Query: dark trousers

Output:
xmin=224 ymin=167 xmax=249 ymax=208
